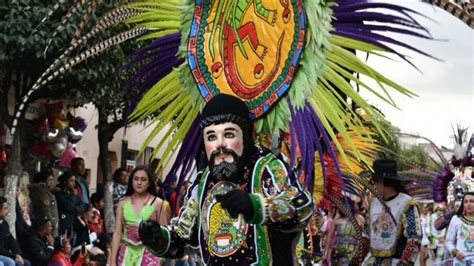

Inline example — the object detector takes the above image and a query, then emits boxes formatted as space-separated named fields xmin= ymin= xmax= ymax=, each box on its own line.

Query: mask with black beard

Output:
xmin=209 ymin=147 xmax=244 ymax=180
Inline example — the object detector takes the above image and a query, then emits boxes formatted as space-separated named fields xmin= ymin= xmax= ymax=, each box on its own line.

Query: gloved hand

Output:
xmin=216 ymin=189 xmax=254 ymax=221
xmin=139 ymin=220 xmax=163 ymax=250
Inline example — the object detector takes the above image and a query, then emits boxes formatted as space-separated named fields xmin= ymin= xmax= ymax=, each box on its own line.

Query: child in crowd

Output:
xmin=48 ymin=233 xmax=85 ymax=266
xmin=87 ymin=193 xmax=105 ymax=235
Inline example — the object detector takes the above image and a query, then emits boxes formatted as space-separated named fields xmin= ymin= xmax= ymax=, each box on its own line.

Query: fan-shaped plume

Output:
xmin=401 ymin=169 xmax=435 ymax=199
xmin=433 ymin=165 xmax=455 ymax=202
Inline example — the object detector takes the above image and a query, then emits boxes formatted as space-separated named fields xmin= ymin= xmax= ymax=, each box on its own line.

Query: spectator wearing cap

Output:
xmin=20 ymin=218 xmax=54 ymax=266
xmin=28 ymin=171 xmax=59 ymax=237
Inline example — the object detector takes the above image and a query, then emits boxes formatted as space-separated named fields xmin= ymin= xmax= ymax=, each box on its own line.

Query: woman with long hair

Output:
xmin=445 ymin=191 xmax=474 ymax=265
xmin=54 ymin=172 xmax=85 ymax=245
xmin=110 ymin=165 xmax=171 ymax=266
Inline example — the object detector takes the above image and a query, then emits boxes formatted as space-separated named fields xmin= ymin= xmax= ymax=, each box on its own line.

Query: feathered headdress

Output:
xmin=13 ymin=0 xmax=464 ymax=208
xmin=433 ymin=126 xmax=473 ymax=203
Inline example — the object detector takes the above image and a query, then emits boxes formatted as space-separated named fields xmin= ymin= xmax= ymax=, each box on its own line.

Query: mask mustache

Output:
xmin=210 ymin=147 xmax=238 ymax=163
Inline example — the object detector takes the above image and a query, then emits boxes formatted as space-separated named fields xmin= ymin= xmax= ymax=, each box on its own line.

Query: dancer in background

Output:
xmin=110 ymin=165 xmax=171 ymax=266
xmin=326 ymin=197 xmax=367 ymax=265
xmin=426 ymin=204 xmax=446 ymax=264
xmin=367 ymin=159 xmax=422 ymax=265
xmin=445 ymin=192 xmax=474 ymax=265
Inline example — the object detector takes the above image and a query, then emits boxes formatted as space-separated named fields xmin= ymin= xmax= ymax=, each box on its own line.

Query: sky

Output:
xmin=358 ymin=1 xmax=473 ymax=149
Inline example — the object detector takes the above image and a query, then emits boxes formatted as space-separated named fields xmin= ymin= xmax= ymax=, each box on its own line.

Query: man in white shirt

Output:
xmin=366 ymin=159 xmax=422 ymax=266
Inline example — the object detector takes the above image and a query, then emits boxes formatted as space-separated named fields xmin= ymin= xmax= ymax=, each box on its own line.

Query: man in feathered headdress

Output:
xmin=367 ymin=159 xmax=422 ymax=265
xmin=139 ymin=94 xmax=313 ymax=265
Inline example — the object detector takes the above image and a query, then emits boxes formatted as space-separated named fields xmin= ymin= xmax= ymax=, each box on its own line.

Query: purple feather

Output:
xmin=333 ymin=31 xmax=428 ymax=70
xmin=123 ymin=42 xmax=181 ymax=69
xmin=333 ymin=12 xmax=423 ymax=28
xmin=288 ymin=120 xmax=297 ymax=173
xmin=333 ymin=24 xmax=432 ymax=40
xmin=124 ymin=46 xmax=180 ymax=91
xmin=164 ymin=115 xmax=203 ymax=193
xmin=126 ymin=53 xmax=182 ymax=92
xmin=301 ymin=109 xmax=318 ymax=191
xmin=126 ymin=33 xmax=181 ymax=62
xmin=288 ymin=100 xmax=307 ymax=185
xmin=334 ymin=29 xmax=435 ymax=60
xmin=306 ymin=103 xmax=342 ymax=179
xmin=432 ymin=166 xmax=454 ymax=202
xmin=332 ymin=2 xmax=431 ymax=24
xmin=125 ymin=58 xmax=184 ymax=121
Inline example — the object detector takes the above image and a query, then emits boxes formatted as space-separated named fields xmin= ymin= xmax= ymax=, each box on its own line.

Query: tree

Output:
xmin=0 ymin=0 xmax=83 ymax=235
xmin=1 ymin=0 xmax=145 ymax=233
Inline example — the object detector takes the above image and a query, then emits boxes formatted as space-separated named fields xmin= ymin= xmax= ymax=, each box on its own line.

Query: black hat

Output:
xmin=201 ymin=94 xmax=250 ymax=123
xmin=371 ymin=159 xmax=403 ymax=180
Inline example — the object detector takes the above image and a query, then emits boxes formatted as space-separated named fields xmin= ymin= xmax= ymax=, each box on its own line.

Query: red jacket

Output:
xmin=48 ymin=250 xmax=83 ymax=266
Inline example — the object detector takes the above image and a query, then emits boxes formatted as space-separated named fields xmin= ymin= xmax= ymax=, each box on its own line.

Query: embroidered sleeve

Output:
xmin=147 ymin=176 xmax=200 ymax=258
xmin=445 ymin=215 xmax=459 ymax=254
xmin=400 ymin=205 xmax=422 ymax=263
xmin=249 ymin=157 xmax=313 ymax=231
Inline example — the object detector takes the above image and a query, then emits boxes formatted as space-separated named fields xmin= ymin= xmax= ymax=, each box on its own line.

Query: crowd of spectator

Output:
xmin=0 ymin=155 xmax=201 ymax=266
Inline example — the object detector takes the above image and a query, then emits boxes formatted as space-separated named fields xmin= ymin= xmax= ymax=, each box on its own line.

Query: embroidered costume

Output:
xmin=138 ymin=94 xmax=313 ymax=265
xmin=366 ymin=159 xmax=422 ymax=265
xmin=368 ymin=193 xmax=422 ymax=264
xmin=445 ymin=215 xmax=474 ymax=265
xmin=147 ymin=147 xmax=312 ymax=265
xmin=332 ymin=219 xmax=359 ymax=265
